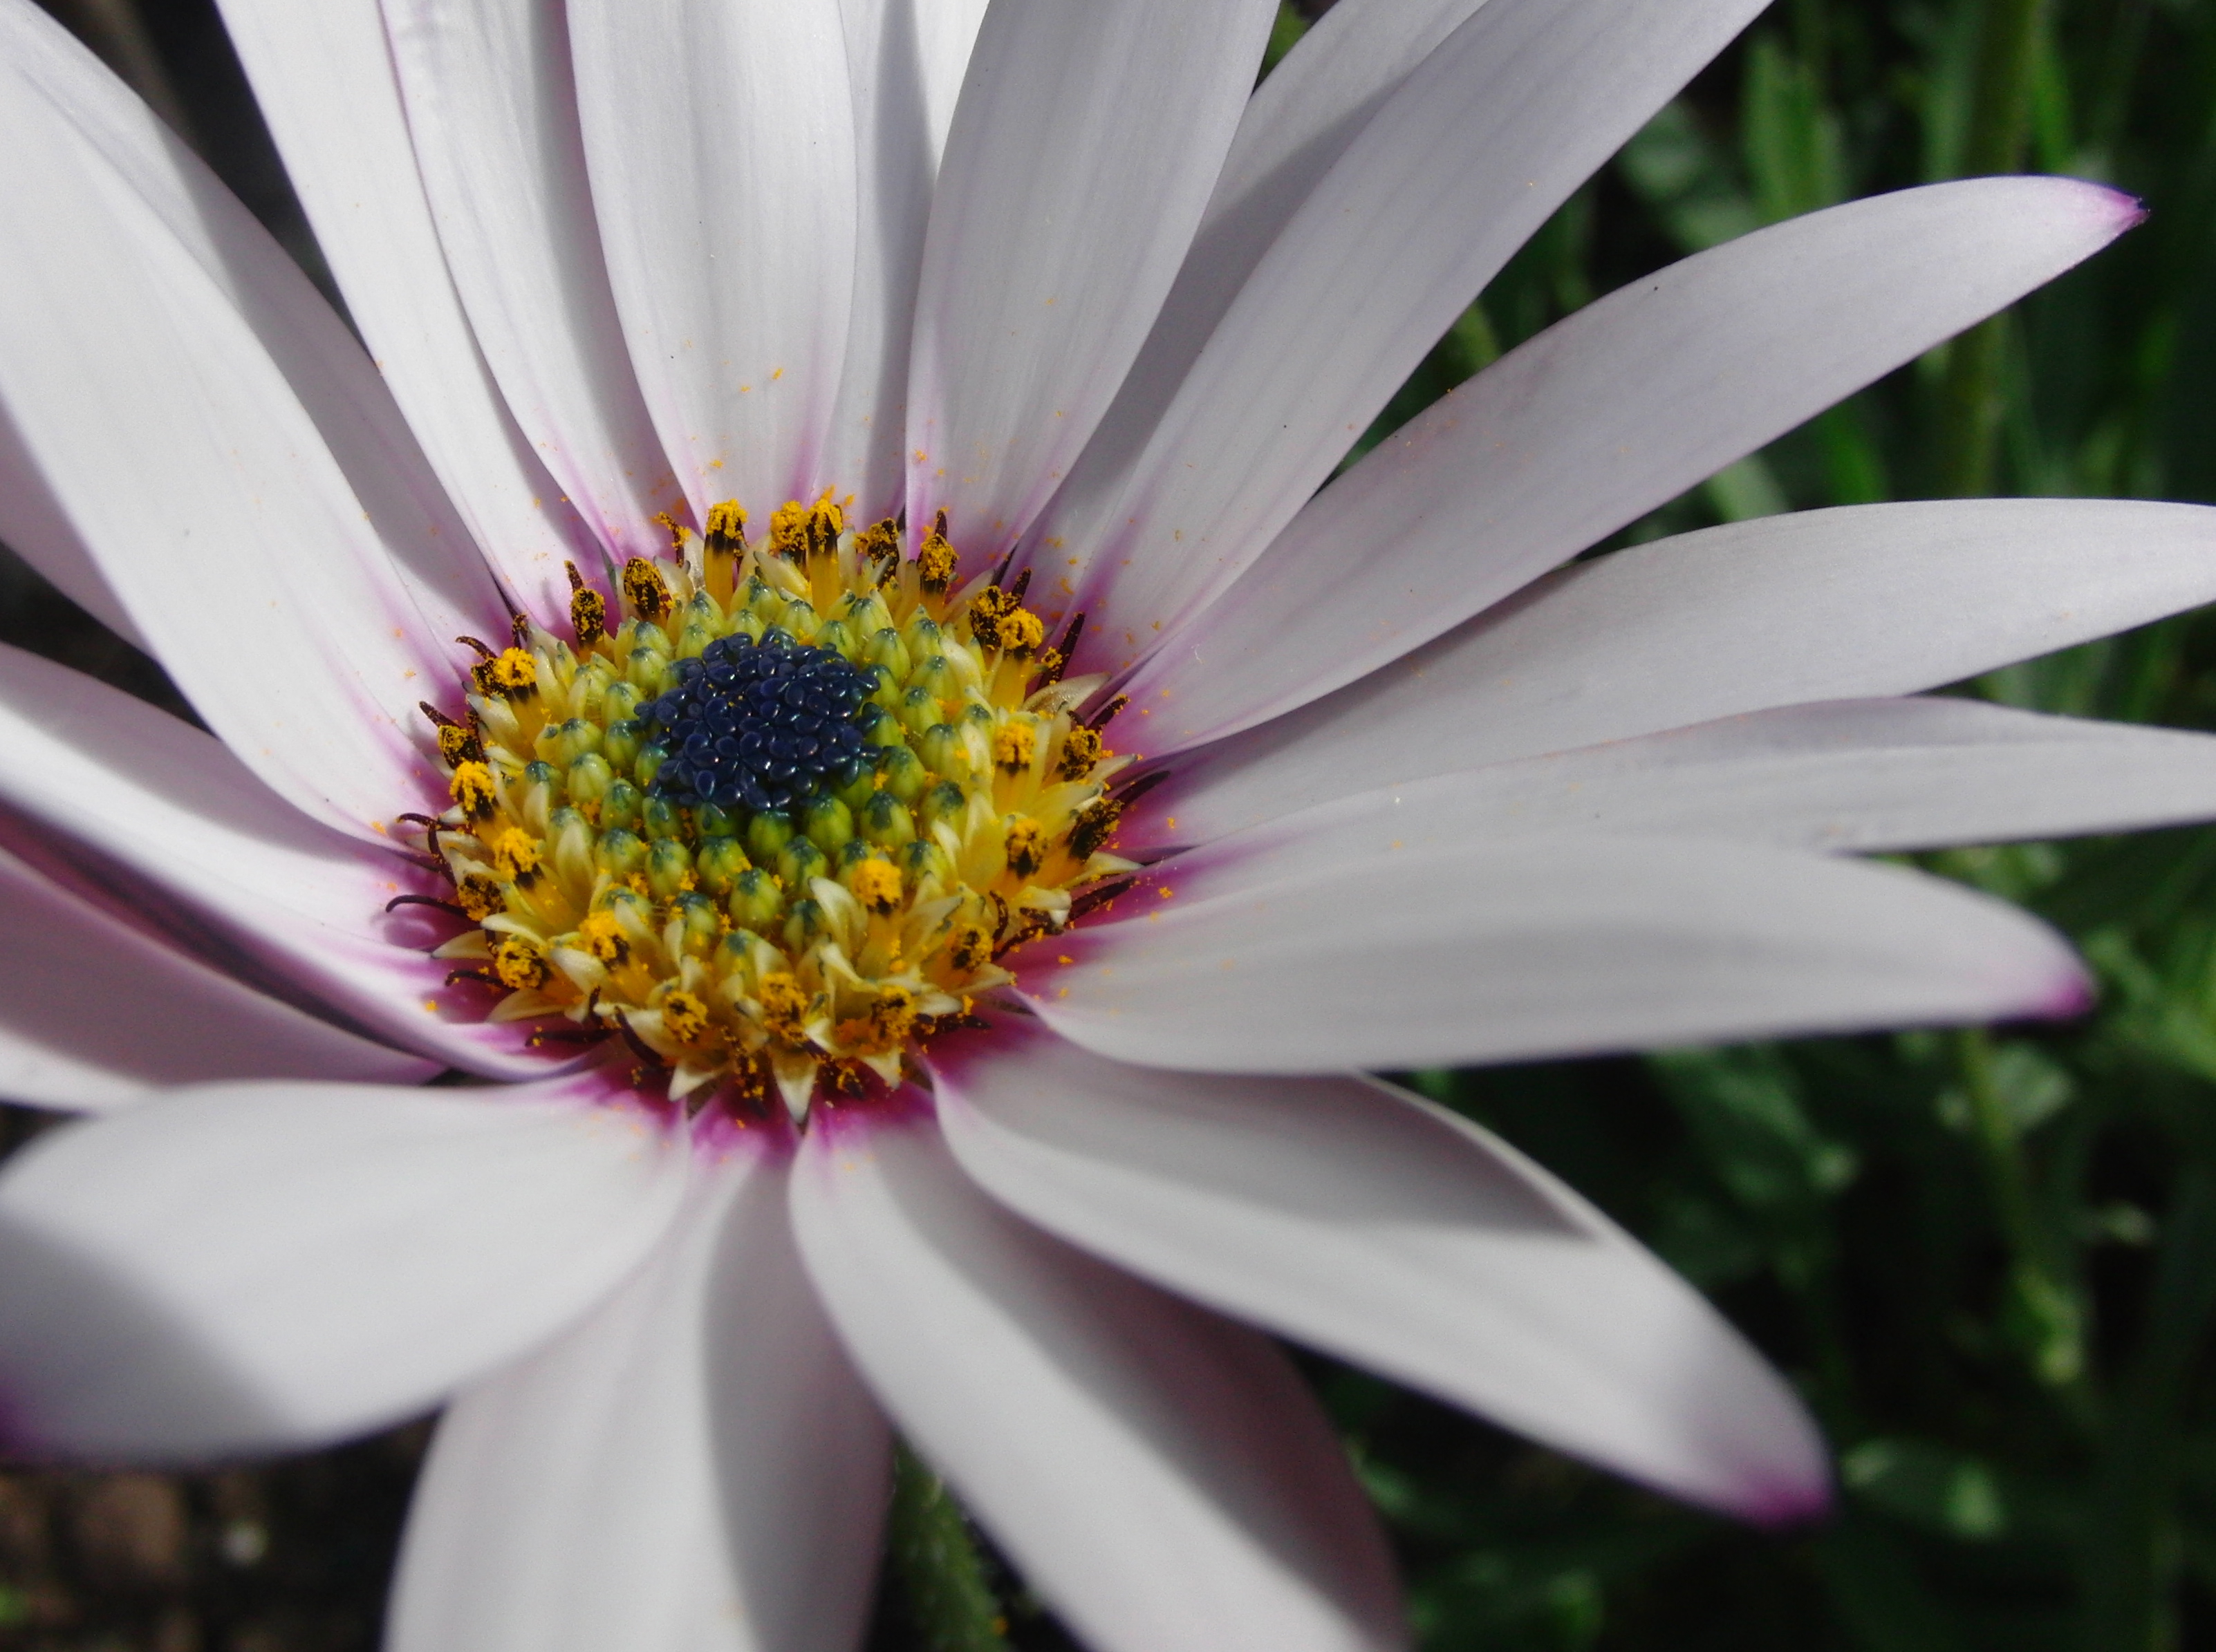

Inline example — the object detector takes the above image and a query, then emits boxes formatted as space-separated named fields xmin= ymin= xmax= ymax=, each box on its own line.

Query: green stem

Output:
xmin=888 ymin=1443 xmax=1009 ymax=1652
xmin=1955 ymin=1029 xmax=2084 ymax=1388
xmin=1935 ymin=0 xmax=2051 ymax=497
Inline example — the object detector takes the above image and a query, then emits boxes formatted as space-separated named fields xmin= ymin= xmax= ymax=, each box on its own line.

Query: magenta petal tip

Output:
xmin=1739 ymin=1472 xmax=1836 ymax=1532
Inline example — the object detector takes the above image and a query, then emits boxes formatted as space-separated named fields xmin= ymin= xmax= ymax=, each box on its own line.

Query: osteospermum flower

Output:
xmin=4 ymin=0 xmax=2216 ymax=1646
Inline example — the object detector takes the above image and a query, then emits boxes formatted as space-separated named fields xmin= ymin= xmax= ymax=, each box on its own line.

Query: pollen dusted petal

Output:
xmin=568 ymin=0 xmax=857 ymax=520
xmin=0 ymin=1071 xmax=689 ymax=1460
xmin=906 ymin=0 xmax=1281 ymax=554
xmin=387 ymin=1140 xmax=888 ymax=1652
xmin=790 ymin=1105 xmax=1407 ymax=1652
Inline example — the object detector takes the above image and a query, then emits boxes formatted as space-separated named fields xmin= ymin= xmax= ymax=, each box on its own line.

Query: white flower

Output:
xmin=0 ymin=1 xmax=2210 ymax=1649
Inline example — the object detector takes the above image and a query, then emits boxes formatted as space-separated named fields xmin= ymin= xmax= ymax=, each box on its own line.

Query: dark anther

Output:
xmin=454 ymin=635 xmax=497 ymax=659
xmin=527 ymin=1026 xmax=608 ymax=1047
xmin=1082 ymin=693 xmax=1129 ymax=731
xmin=932 ymin=508 xmax=948 ymax=539
xmin=1007 ymin=567 xmax=1032 ymax=605
xmin=989 ymin=546 xmax=1018 ymax=588
xmin=635 ymin=630 xmax=873 ymax=815
xmin=387 ymin=894 xmax=465 ymax=917
xmin=445 ymin=968 xmax=498 ymax=987
xmin=396 ymin=812 xmax=441 ymax=829
xmin=418 ymin=702 xmax=463 ymax=730
xmin=510 ymin=610 xmax=532 ymax=649
xmin=1111 ymin=768 xmax=1171 ymax=808
xmin=1056 ymin=611 xmax=1086 ymax=659
xmin=615 ymin=1015 xmax=664 ymax=1067
xmin=1070 ymin=877 xmax=1137 ymax=921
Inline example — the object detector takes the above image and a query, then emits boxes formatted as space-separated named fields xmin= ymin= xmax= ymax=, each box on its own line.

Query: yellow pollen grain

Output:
xmin=850 ymin=858 xmax=902 ymax=914
xmin=492 ymin=935 xmax=549 ymax=991
xmin=992 ymin=722 xmax=1035 ymax=773
xmin=579 ymin=909 xmax=629 ymax=964
xmin=449 ymin=761 xmax=497 ymax=819
xmin=490 ymin=828 xmax=543 ymax=884
xmin=661 ymin=989 xmax=710 ymax=1043
xmin=437 ymin=723 xmax=481 ymax=768
xmin=915 ymin=533 xmax=956 ymax=592
xmin=1005 ymin=816 xmax=1047 ymax=879
xmin=999 ymin=609 xmax=1045 ymax=657
xmin=455 ymin=873 xmax=503 ymax=921
xmin=758 ymin=972 xmax=810 ymax=1044
xmin=490 ymin=648 xmax=538 ymax=694
xmin=1055 ymin=725 xmax=1101 ymax=780
xmin=705 ymin=499 xmax=748 ymax=548
xmin=622 ymin=556 xmax=672 ymax=621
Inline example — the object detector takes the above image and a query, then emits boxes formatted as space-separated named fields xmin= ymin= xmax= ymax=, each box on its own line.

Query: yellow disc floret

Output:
xmin=410 ymin=499 xmax=1136 ymax=1118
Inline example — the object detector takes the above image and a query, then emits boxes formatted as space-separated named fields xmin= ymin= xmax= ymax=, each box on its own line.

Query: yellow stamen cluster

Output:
xmin=413 ymin=498 xmax=1135 ymax=1119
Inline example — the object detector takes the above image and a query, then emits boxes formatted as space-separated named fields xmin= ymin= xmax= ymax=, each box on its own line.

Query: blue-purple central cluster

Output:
xmin=640 ymin=630 xmax=871 ymax=815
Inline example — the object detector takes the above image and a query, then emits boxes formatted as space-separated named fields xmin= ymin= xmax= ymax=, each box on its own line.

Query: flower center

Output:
xmin=407 ymin=497 xmax=1136 ymax=1118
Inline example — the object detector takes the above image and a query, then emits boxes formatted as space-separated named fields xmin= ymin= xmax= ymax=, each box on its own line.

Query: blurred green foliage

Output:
xmin=1312 ymin=0 xmax=2216 ymax=1644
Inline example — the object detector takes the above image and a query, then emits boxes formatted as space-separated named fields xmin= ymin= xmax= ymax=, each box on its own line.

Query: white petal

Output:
xmin=1 ymin=0 xmax=504 ymax=650
xmin=0 ymin=843 xmax=431 ymax=1113
xmin=0 ymin=50 xmax=458 ymax=842
xmin=0 ymin=1069 xmax=688 ymax=1461
xmin=383 ymin=0 xmax=679 ymax=558
xmin=0 ymin=0 xmax=511 ymax=648
xmin=1056 ymin=0 xmax=1771 ymax=670
xmin=1161 ymin=700 xmax=2216 ymax=885
xmin=1033 ymin=0 xmax=1490 ymax=563
xmin=904 ymin=0 xmax=1279 ymax=557
xmin=819 ymin=0 xmax=980 ymax=517
xmin=1122 ymin=178 xmax=2145 ymax=738
xmin=215 ymin=0 xmax=596 ymax=621
xmin=933 ymin=1022 xmax=1826 ymax=1523
xmin=389 ymin=1134 xmax=888 ymax=1652
xmin=570 ymin=0 xmax=857 ymax=522
xmin=1028 ymin=836 xmax=2087 ymax=1073
xmin=792 ymin=1103 xmax=1405 ymax=1652
xmin=1150 ymin=498 xmax=2216 ymax=843
xmin=911 ymin=0 xmax=989 ymax=152
xmin=0 ymin=643 xmax=555 ymax=1080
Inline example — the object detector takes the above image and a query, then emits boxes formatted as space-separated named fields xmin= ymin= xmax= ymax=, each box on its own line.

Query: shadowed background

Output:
xmin=6 ymin=0 xmax=2216 ymax=1647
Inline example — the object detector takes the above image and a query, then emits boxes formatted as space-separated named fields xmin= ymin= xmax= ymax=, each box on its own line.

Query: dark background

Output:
xmin=8 ymin=0 xmax=2216 ymax=1646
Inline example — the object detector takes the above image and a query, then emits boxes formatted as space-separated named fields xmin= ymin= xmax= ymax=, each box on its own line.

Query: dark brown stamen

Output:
xmin=1083 ymin=693 xmax=1128 ymax=731
xmin=1070 ymin=877 xmax=1137 ymax=921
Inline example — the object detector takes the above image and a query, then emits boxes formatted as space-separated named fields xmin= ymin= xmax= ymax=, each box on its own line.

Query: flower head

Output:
xmin=0 ymin=0 xmax=2213 ymax=1648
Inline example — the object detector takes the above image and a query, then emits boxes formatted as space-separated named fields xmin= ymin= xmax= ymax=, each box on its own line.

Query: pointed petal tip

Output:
xmin=2078 ymin=178 xmax=2150 ymax=234
xmin=1740 ymin=1471 xmax=1836 ymax=1532
xmin=2034 ymin=964 xmax=2099 ymax=1022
